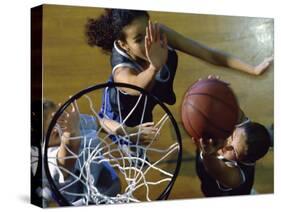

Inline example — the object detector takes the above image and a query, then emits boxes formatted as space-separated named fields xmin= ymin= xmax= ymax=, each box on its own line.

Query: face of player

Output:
xmin=222 ymin=127 xmax=248 ymax=162
xmin=118 ymin=16 xmax=149 ymax=63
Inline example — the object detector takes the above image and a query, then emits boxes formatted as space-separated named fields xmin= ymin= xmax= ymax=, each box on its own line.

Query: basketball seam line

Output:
xmin=187 ymin=102 xmax=233 ymax=135
xmin=185 ymin=111 xmax=201 ymax=139
xmin=187 ymin=79 xmax=228 ymax=93
xmin=187 ymin=93 xmax=238 ymax=112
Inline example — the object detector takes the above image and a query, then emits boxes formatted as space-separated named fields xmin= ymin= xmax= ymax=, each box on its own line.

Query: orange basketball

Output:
xmin=181 ymin=78 xmax=239 ymax=141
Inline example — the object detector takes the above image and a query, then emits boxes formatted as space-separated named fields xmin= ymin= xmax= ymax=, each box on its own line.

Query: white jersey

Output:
xmin=31 ymin=114 xmax=120 ymax=206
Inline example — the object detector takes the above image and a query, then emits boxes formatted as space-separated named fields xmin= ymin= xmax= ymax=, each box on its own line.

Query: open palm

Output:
xmin=145 ymin=20 xmax=168 ymax=70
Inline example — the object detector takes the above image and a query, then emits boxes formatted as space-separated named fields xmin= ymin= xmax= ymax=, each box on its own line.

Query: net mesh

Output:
xmin=44 ymin=85 xmax=181 ymax=205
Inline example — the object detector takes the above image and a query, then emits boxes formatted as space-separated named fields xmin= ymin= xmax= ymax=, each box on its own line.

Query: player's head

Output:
xmin=224 ymin=121 xmax=271 ymax=164
xmin=86 ymin=9 xmax=149 ymax=59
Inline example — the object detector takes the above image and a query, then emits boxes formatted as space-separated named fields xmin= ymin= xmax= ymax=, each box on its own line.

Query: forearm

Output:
xmin=115 ymin=65 xmax=158 ymax=95
xmin=57 ymin=132 xmax=81 ymax=178
xmin=100 ymin=118 xmax=144 ymax=143
xmin=201 ymin=152 xmax=243 ymax=188
xmin=160 ymin=24 xmax=257 ymax=75
xmin=100 ymin=118 xmax=125 ymax=135
xmin=48 ymin=135 xmax=61 ymax=147
xmin=100 ymin=118 xmax=135 ymax=138
xmin=174 ymin=35 xmax=256 ymax=74
xmin=131 ymin=65 xmax=158 ymax=94
xmin=212 ymin=50 xmax=257 ymax=75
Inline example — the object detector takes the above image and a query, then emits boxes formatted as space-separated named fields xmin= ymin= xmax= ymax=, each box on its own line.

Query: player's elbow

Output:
xmin=118 ymin=86 xmax=141 ymax=96
xmin=219 ymin=173 xmax=244 ymax=189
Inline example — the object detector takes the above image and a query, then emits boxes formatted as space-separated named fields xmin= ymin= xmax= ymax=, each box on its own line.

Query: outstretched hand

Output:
xmin=145 ymin=20 xmax=168 ymax=71
xmin=57 ymin=101 xmax=80 ymax=138
xmin=192 ymin=137 xmax=226 ymax=156
xmin=253 ymin=55 xmax=274 ymax=75
xmin=130 ymin=122 xmax=160 ymax=145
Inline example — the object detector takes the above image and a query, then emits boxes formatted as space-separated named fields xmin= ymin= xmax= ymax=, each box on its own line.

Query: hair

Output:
xmin=86 ymin=9 xmax=149 ymax=53
xmin=240 ymin=122 xmax=271 ymax=163
xmin=43 ymin=99 xmax=56 ymax=112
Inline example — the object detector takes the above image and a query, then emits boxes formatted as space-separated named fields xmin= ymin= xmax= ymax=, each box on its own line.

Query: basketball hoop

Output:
xmin=44 ymin=82 xmax=182 ymax=206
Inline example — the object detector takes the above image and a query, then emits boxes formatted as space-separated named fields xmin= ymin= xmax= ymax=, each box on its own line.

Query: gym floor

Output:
xmin=42 ymin=4 xmax=274 ymax=201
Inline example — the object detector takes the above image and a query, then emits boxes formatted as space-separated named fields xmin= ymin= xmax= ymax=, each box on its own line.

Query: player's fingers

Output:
xmin=148 ymin=21 xmax=152 ymax=41
xmin=146 ymin=26 xmax=151 ymax=44
xmin=140 ymin=122 xmax=154 ymax=127
xmin=148 ymin=20 xmax=154 ymax=42
xmin=73 ymin=100 xmax=79 ymax=113
xmin=156 ymin=22 xmax=160 ymax=42
xmin=154 ymin=131 xmax=160 ymax=139
xmin=191 ymin=137 xmax=197 ymax=144
xmin=57 ymin=118 xmax=67 ymax=123
xmin=151 ymin=22 xmax=156 ymax=41
xmin=68 ymin=96 xmax=76 ymax=113
xmin=145 ymin=36 xmax=150 ymax=58
xmin=199 ymin=138 xmax=205 ymax=148
xmin=152 ymin=22 xmax=157 ymax=41
xmin=208 ymin=75 xmax=217 ymax=79
xmin=162 ymin=33 xmax=168 ymax=48
xmin=62 ymin=110 xmax=70 ymax=118
xmin=151 ymin=21 xmax=156 ymax=42
xmin=142 ymin=126 xmax=157 ymax=132
xmin=223 ymin=145 xmax=233 ymax=151
xmin=208 ymin=75 xmax=230 ymax=85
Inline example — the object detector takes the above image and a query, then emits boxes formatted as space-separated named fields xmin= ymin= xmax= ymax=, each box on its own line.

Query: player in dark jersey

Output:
xmin=195 ymin=119 xmax=271 ymax=197
xmin=85 ymin=9 xmax=273 ymax=166
xmin=86 ymin=9 xmax=272 ymax=127
xmin=99 ymin=41 xmax=177 ymax=127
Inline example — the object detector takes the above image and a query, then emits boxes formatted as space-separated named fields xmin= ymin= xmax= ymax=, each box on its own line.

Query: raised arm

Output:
xmin=160 ymin=24 xmax=273 ymax=75
xmin=114 ymin=65 xmax=158 ymax=95
xmin=99 ymin=118 xmax=158 ymax=145
xmin=197 ymin=138 xmax=244 ymax=188
xmin=56 ymin=103 xmax=81 ymax=178
xmin=114 ymin=21 xmax=168 ymax=95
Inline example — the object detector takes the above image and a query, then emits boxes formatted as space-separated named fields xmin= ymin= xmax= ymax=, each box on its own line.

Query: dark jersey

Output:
xmin=99 ymin=41 xmax=178 ymax=127
xmin=195 ymin=150 xmax=255 ymax=197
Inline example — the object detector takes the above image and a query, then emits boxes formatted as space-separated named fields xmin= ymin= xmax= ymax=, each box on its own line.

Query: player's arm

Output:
xmin=159 ymin=23 xmax=273 ymax=75
xmin=201 ymin=152 xmax=244 ymax=188
xmin=99 ymin=118 xmax=158 ymax=144
xmin=114 ymin=21 xmax=167 ymax=95
xmin=56 ymin=103 xmax=81 ymax=178
xmin=114 ymin=65 xmax=158 ymax=95
xmin=197 ymin=138 xmax=244 ymax=188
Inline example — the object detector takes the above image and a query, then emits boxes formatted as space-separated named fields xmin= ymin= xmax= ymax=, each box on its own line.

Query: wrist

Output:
xmin=200 ymin=151 xmax=218 ymax=159
xmin=148 ymin=64 xmax=162 ymax=73
xmin=62 ymin=128 xmax=80 ymax=139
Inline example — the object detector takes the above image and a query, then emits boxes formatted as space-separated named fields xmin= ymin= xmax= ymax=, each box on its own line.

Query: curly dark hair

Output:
xmin=86 ymin=9 xmax=149 ymax=53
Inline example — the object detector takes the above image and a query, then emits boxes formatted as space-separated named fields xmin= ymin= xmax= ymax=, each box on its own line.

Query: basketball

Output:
xmin=181 ymin=78 xmax=239 ymax=141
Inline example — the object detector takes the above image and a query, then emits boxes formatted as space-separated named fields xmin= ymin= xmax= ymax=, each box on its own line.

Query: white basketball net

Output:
xmin=45 ymin=88 xmax=180 ymax=206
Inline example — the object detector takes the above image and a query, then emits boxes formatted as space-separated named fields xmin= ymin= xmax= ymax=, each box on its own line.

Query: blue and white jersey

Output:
xmin=99 ymin=41 xmax=178 ymax=127
xmin=32 ymin=114 xmax=120 ymax=206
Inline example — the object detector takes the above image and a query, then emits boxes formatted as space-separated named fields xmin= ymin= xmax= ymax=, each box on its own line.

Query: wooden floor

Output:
xmin=42 ymin=4 xmax=274 ymax=202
